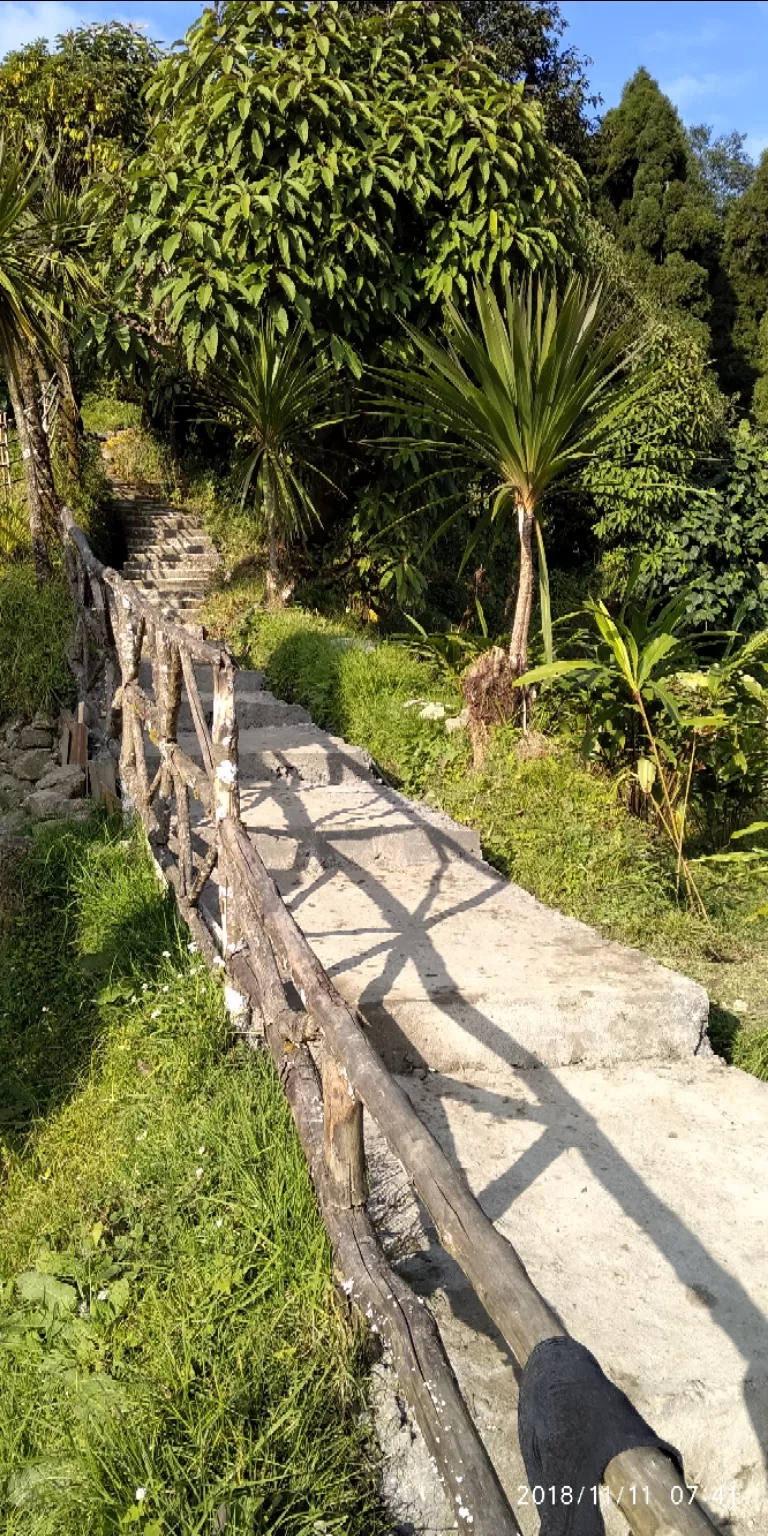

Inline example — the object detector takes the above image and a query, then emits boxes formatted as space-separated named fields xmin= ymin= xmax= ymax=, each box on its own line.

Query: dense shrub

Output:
xmin=660 ymin=420 xmax=768 ymax=627
xmin=0 ymin=563 xmax=73 ymax=721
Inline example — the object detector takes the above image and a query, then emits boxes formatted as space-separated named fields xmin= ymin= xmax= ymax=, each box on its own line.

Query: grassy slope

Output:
xmin=0 ymin=818 xmax=384 ymax=1535
xmin=210 ymin=604 xmax=768 ymax=1080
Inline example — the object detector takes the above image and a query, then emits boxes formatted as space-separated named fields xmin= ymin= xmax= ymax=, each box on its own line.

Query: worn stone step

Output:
xmin=143 ymin=723 xmax=373 ymax=787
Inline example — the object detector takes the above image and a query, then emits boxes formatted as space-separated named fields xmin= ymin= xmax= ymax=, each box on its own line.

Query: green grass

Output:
xmin=229 ymin=607 xmax=768 ymax=1080
xmin=0 ymin=817 xmax=385 ymax=1535
xmin=0 ymin=563 xmax=73 ymax=723
xmin=81 ymin=396 xmax=143 ymax=436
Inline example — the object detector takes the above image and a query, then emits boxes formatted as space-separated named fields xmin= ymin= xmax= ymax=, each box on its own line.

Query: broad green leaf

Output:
xmin=16 ymin=1272 xmax=77 ymax=1314
xmin=516 ymin=659 xmax=600 ymax=687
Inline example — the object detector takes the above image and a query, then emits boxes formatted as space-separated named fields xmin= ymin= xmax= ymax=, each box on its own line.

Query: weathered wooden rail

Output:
xmin=61 ymin=504 xmax=718 ymax=1536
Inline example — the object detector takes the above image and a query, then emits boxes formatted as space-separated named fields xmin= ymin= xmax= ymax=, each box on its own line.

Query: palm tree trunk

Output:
xmin=508 ymin=502 xmax=535 ymax=678
xmin=5 ymin=346 xmax=52 ymax=586
xmin=57 ymin=334 xmax=82 ymax=482
xmin=16 ymin=341 xmax=59 ymax=546
xmin=264 ymin=475 xmax=285 ymax=608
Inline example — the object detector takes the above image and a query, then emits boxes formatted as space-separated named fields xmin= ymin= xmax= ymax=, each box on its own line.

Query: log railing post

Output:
xmin=211 ymin=657 xmax=239 ymax=954
xmin=153 ymin=632 xmax=182 ymax=847
xmin=322 ymin=1055 xmax=367 ymax=1209
xmin=113 ymin=596 xmax=145 ymax=818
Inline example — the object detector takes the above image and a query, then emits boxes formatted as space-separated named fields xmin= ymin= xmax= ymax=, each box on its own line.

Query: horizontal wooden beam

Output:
xmin=220 ymin=817 xmax=717 ymax=1536
xmin=227 ymin=932 xmax=520 ymax=1536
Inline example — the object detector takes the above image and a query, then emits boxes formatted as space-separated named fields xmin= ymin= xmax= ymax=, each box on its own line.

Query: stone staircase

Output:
xmin=135 ymin=653 xmax=768 ymax=1536
xmin=110 ymin=478 xmax=220 ymax=617
xmin=117 ymin=476 xmax=768 ymax=1535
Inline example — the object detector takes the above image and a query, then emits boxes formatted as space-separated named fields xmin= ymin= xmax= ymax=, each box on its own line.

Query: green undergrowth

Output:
xmin=0 ymin=816 xmax=385 ymax=1535
xmin=231 ymin=607 xmax=768 ymax=1079
xmin=0 ymin=562 xmax=73 ymax=723
xmin=81 ymin=396 xmax=142 ymax=436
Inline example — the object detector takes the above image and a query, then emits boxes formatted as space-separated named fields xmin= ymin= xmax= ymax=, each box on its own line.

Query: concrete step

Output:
xmin=137 ymin=661 xmax=265 ymax=696
xmin=143 ymin=723 xmax=374 ymax=787
xmin=237 ymin=778 xmax=708 ymax=1073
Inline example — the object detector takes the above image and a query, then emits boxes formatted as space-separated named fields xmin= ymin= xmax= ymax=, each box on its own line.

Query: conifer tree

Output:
xmin=593 ymin=69 xmax=721 ymax=340
xmin=723 ymin=151 xmax=768 ymax=403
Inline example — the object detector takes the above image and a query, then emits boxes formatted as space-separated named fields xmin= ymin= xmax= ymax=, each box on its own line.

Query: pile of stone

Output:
xmin=0 ymin=713 xmax=90 ymax=839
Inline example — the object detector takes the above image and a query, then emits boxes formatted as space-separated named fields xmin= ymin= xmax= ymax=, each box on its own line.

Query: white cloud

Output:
xmin=0 ymin=2 xmax=181 ymax=59
xmin=0 ymin=1 xmax=86 ymax=54
xmin=745 ymin=134 xmax=768 ymax=161
xmin=660 ymin=71 xmax=752 ymax=109
xmin=646 ymin=23 xmax=723 ymax=54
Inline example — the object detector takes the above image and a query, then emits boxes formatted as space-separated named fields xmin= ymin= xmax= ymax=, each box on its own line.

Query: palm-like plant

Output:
xmin=213 ymin=322 xmax=344 ymax=603
xmin=35 ymin=178 xmax=98 ymax=480
xmin=0 ymin=140 xmax=59 ymax=583
xmin=376 ymin=276 xmax=640 ymax=713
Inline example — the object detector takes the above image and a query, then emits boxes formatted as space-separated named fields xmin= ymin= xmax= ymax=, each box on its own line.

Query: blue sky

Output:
xmin=1 ymin=0 xmax=766 ymax=160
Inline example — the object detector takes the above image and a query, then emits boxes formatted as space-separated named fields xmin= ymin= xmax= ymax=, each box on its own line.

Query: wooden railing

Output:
xmin=61 ymin=505 xmax=718 ymax=1536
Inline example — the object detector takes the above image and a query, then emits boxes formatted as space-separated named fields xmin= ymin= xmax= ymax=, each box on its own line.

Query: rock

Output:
xmin=15 ymin=748 xmax=56 ymax=781
xmin=445 ymin=707 xmax=470 ymax=734
xmin=36 ymin=764 xmax=85 ymax=799
xmin=32 ymin=711 xmax=56 ymax=732
xmin=19 ymin=726 xmax=55 ymax=750
xmin=23 ymin=788 xmax=91 ymax=822
xmin=0 ymin=808 xmax=29 ymax=840
xmin=0 ymin=772 xmax=24 ymax=810
xmin=418 ymin=702 xmax=446 ymax=721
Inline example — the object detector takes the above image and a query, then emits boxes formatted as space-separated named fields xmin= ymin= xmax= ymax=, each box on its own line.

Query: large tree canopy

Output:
xmin=117 ymin=0 xmax=584 ymax=377
xmin=0 ymin=22 xmax=160 ymax=187
xmin=455 ymin=0 xmax=599 ymax=167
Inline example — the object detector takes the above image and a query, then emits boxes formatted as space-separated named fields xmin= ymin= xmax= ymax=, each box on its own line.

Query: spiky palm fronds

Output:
xmin=213 ymin=322 xmax=344 ymax=556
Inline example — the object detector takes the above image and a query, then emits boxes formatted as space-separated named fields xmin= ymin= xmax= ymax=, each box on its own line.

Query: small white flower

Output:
xmin=188 ymin=941 xmax=197 ymax=953
xmin=198 ymin=1145 xmax=206 ymax=1155
xmin=162 ymin=950 xmax=170 ymax=958
xmin=130 ymin=994 xmax=138 ymax=1003
xmin=141 ymin=983 xmax=148 ymax=992
xmin=42 ymin=1006 xmax=49 ymax=1014
xmin=136 ymin=1130 xmax=148 ymax=1143
xmin=215 ymin=1217 xmax=223 ymax=1228
xmin=162 ymin=985 xmax=169 ymax=993
xmin=150 ymin=1009 xmax=161 ymax=1020
xmin=195 ymin=1166 xmax=204 ymax=1179
xmin=135 ymin=1487 xmax=147 ymax=1503
xmin=97 ymin=1288 xmax=109 ymax=1302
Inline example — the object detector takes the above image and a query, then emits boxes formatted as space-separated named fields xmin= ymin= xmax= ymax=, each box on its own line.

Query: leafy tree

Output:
xmin=688 ymin=125 xmax=755 ymax=215
xmin=723 ymin=151 xmax=768 ymax=402
xmin=660 ymin=420 xmax=768 ymax=628
xmin=593 ymin=69 xmax=722 ymax=341
xmin=583 ymin=322 xmax=724 ymax=590
xmin=754 ymin=311 xmax=768 ymax=426
xmin=212 ymin=323 xmax=343 ymax=602
xmin=455 ymin=0 xmax=600 ymax=167
xmin=118 ymin=0 xmax=584 ymax=379
xmin=0 ymin=23 xmax=161 ymax=188
xmin=376 ymin=277 xmax=638 ymax=747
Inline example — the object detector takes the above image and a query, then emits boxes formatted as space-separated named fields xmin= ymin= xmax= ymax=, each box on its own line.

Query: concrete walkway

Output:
xmin=162 ymin=666 xmax=766 ymax=1536
xmin=122 ymin=486 xmax=767 ymax=1534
